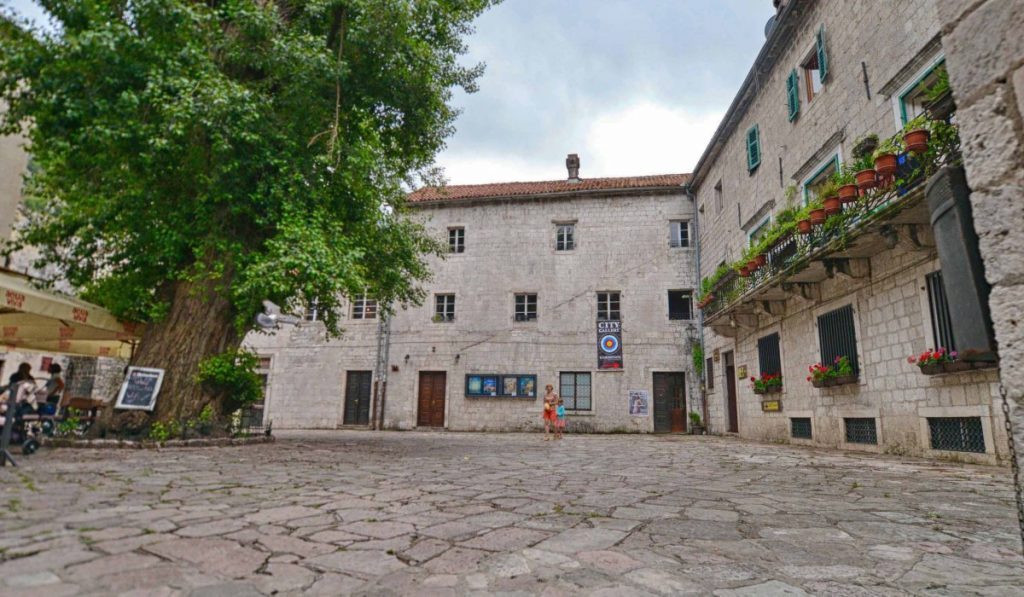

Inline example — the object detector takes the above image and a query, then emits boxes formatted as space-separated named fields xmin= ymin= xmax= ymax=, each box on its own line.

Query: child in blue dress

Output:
xmin=555 ymin=399 xmax=566 ymax=440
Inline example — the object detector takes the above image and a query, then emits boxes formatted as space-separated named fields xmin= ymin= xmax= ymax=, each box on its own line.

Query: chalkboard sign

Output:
xmin=114 ymin=367 xmax=165 ymax=411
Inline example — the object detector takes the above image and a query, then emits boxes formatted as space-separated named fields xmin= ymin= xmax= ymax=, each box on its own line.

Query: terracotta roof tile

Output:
xmin=407 ymin=173 xmax=690 ymax=204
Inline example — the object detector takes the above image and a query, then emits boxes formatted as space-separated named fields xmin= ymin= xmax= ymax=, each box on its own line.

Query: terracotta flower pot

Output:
xmin=738 ymin=266 xmax=750 ymax=277
xmin=838 ymin=184 xmax=859 ymax=203
xmin=747 ymin=259 xmax=759 ymax=273
xmin=755 ymin=254 xmax=767 ymax=267
xmin=874 ymin=153 xmax=898 ymax=178
xmin=855 ymin=169 xmax=877 ymax=190
xmin=823 ymin=195 xmax=842 ymax=216
xmin=797 ymin=219 xmax=813 ymax=235
xmin=903 ymin=129 xmax=930 ymax=153
xmin=809 ymin=208 xmax=827 ymax=225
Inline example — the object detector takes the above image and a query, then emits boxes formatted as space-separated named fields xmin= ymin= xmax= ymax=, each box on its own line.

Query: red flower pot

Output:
xmin=874 ymin=153 xmax=898 ymax=178
xmin=797 ymin=219 xmax=813 ymax=235
xmin=903 ymin=129 xmax=930 ymax=153
xmin=747 ymin=259 xmax=759 ymax=273
xmin=755 ymin=254 xmax=767 ymax=267
xmin=823 ymin=195 xmax=842 ymax=216
xmin=855 ymin=169 xmax=877 ymax=191
xmin=738 ymin=266 xmax=750 ymax=277
xmin=838 ymin=184 xmax=858 ymax=203
xmin=809 ymin=208 xmax=827 ymax=225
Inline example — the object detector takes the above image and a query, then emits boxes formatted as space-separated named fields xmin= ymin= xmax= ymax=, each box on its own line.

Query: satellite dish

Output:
xmin=255 ymin=301 xmax=301 ymax=330
xmin=255 ymin=312 xmax=278 ymax=330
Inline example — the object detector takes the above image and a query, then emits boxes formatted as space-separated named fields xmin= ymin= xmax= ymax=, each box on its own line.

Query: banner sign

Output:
xmin=597 ymin=320 xmax=623 ymax=370
xmin=628 ymin=390 xmax=648 ymax=416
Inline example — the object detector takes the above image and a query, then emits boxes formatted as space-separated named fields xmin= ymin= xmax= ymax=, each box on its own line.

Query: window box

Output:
xmin=753 ymin=385 xmax=782 ymax=395
xmin=918 ymin=360 xmax=993 ymax=376
xmin=811 ymin=374 xmax=857 ymax=388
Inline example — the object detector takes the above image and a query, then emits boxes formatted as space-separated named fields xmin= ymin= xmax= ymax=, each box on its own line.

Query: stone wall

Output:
xmin=937 ymin=0 xmax=1024 ymax=459
xmin=245 ymin=189 xmax=700 ymax=432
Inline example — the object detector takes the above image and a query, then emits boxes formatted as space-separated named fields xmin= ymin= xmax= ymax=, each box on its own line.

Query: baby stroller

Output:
xmin=0 ymin=381 xmax=46 ymax=455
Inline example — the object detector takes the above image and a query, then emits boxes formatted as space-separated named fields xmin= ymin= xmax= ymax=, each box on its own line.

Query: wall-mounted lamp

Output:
xmin=431 ymin=346 xmax=436 ymax=353
xmin=404 ymin=354 xmax=410 ymax=363
xmin=454 ymin=353 xmax=460 ymax=364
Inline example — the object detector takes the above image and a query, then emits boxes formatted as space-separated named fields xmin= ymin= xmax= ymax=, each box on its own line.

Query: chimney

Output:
xmin=566 ymin=153 xmax=580 ymax=181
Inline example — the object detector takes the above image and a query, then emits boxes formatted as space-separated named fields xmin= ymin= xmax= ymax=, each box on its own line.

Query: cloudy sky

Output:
xmin=4 ymin=0 xmax=775 ymax=184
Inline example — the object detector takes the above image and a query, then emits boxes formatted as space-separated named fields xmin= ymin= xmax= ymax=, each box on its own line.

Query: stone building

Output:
xmin=244 ymin=158 xmax=700 ymax=432
xmin=692 ymin=0 xmax=1009 ymax=464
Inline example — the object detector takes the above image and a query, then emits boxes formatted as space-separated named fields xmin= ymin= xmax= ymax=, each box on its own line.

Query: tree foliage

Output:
xmin=0 ymin=0 xmax=495 ymax=336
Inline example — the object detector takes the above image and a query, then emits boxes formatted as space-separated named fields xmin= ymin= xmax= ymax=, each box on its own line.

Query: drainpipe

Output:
xmin=371 ymin=311 xmax=392 ymax=430
xmin=686 ymin=185 xmax=710 ymax=433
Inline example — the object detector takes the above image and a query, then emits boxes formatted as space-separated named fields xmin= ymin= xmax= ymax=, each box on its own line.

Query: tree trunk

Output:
xmin=96 ymin=276 xmax=239 ymax=436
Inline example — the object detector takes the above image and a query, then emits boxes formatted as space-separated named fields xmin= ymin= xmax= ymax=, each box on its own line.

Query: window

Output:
xmin=705 ymin=357 xmax=715 ymax=390
xmin=899 ymin=59 xmax=946 ymax=125
xmin=351 ymin=295 xmax=378 ymax=320
xmin=597 ymin=292 xmax=620 ymax=321
xmin=748 ymin=216 xmax=772 ymax=247
xmin=669 ymin=220 xmax=690 ymax=248
xmin=448 ymin=227 xmax=465 ymax=253
xmin=786 ymin=69 xmax=800 ymax=121
xmin=926 ymin=271 xmax=956 ymax=352
xmin=304 ymin=299 xmax=320 ymax=322
xmin=556 ymin=224 xmax=575 ymax=251
xmin=928 ymin=417 xmax=985 ymax=453
xmin=746 ymin=125 xmax=761 ymax=171
xmin=757 ymin=332 xmax=782 ymax=376
xmin=801 ymin=51 xmax=823 ymax=103
xmin=668 ymin=290 xmax=692 ymax=321
xmin=514 ymin=293 xmax=537 ymax=322
xmin=844 ymin=418 xmax=878 ymax=444
xmin=791 ymin=417 xmax=812 ymax=439
xmin=817 ymin=304 xmax=859 ymax=375
xmin=802 ymin=154 xmax=840 ymax=203
xmin=714 ymin=180 xmax=724 ymax=214
xmin=560 ymin=372 xmax=592 ymax=411
xmin=434 ymin=294 xmax=455 ymax=322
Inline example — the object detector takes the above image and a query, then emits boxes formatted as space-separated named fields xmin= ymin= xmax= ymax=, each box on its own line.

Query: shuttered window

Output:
xmin=786 ymin=69 xmax=800 ymax=121
xmin=926 ymin=271 xmax=956 ymax=352
xmin=706 ymin=357 xmax=714 ymax=390
xmin=816 ymin=25 xmax=829 ymax=82
xmin=817 ymin=305 xmax=859 ymax=374
xmin=746 ymin=125 xmax=761 ymax=171
xmin=757 ymin=333 xmax=782 ymax=376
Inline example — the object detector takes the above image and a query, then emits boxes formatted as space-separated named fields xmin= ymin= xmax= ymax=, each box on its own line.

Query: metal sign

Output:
xmin=761 ymin=400 xmax=782 ymax=412
xmin=597 ymin=321 xmax=623 ymax=370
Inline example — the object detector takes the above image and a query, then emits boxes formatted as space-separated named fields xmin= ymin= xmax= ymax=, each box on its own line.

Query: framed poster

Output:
xmin=503 ymin=377 xmax=518 ymax=397
xmin=597 ymin=320 xmax=623 ymax=369
xmin=482 ymin=376 xmax=498 ymax=396
xmin=518 ymin=376 xmax=536 ymax=397
xmin=466 ymin=375 xmax=483 ymax=395
xmin=114 ymin=367 xmax=165 ymax=411
xmin=628 ymin=390 xmax=649 ymax=416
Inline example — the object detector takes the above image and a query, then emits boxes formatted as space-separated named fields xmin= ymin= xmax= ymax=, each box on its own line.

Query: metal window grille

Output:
xmin=597 ymin=292 xmax=621 ymax=321
xmin=448 ymin=227 xmax=465 ymax=253
xmin=706 ymin=357 xmax=714 ymax=390
xmin=757 ymin=332 xmax=782 ymax=376
xmin=670 ymin=221 xmax=690 ymax=247
xmin=556 ymin=224 xmax=575 ymax=251
xmin=434 ymin=294 xmax=455 ymax=321
xmin=560 ymin=372 xmax=592 ymax=411
xmin=668 ymin=291 xmax=692 ymax=320
xmin=817 ymin=305 xmax=859 ymax=374
xmin=304 ymin=299 xmax=319 ymax=322
xmin=351 ymin=295 xmax=377 ymax=320
xmin=926 ymin=271 xmax=956 ymax=352
xmin=515 ymin=294 xmax=537 ymax=321
xmin=844 ymin=418 xmax=877 ymax=444
xmin=928 ymin=417 xmax=985 ymax=453
xmin=791 ymin=417 xmax=812 ymax=439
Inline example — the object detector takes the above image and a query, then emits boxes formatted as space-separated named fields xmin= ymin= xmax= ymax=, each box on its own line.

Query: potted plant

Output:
xmin=923 ymin=68 xmax=954 ymax=120
xmin=750 ymin=373 xmax=782 ymax=394
xmin=908 ymin=347 xmax=965 ymax=375
xmin=817 ymin=180 xmax=842 ymax=216
xmin=738 ymin=265 xmax=750 ymax=277
xmin=832 ymin=169 xmax=858 ymax=204
xmin=832 ymin=355 xmax=857 ymax=385
xmin=853 ymin=154 xmax=877 ymax=191
xmin=852 ymin=133 xmax=879 ymax=160
xmin=902 ymin=114 xmax=932 ymax=154
xmin=807 ymin=362 xmax=835 ymax=388
xmin=807 ymin=198 xmax=827 ymax=226
xmin=872 ymin=137 xmax=901 ymax=179
xmin=689 ymin=411 xmax=705 ymax=435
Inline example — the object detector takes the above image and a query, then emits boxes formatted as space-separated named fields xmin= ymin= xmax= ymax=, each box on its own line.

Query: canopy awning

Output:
xmin=0 ymin=269 xmax=141 ymax=359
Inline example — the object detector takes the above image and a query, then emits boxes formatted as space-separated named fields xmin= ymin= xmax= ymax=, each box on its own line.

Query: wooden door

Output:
xmin=725 ymin=351 xmax=738 ymax=433
xmin=417 ymin=371 xmax=446 ymax=428
xmin=343 ymin=371 xmax=372 ymax=426
xmin=653 ymin=372 xmax=685 ymax=433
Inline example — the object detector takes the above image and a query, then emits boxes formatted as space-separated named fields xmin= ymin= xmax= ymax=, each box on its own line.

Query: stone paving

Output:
xmin=1 ymin=431 xmax=1022 ymax=596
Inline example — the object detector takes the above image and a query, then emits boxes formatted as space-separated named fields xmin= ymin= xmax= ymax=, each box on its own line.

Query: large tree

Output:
xmin=0 ymin=0 xmax=495 ymax=431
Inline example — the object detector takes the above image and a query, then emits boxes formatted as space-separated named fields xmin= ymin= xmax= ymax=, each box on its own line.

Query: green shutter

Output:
xmin=746 ymin=125 xmax=761 ymax=171
xmin=787 ymin=69 xmax=799 ymax=121
xmin=817 ymin=25 xmax=829 ymax=82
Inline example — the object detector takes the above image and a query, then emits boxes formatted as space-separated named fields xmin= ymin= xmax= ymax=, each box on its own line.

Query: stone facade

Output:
xmin=691 ymin=0 xmax=1009 ymax=464
xmin=245 ymin=175 xmax=700 ymax=432
xmin=937 ymin=0 xmax=1024 ymax=464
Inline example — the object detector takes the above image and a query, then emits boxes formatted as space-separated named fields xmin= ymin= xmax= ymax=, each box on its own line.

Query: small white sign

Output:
xmin=114 ymin=367 xmax=165 ymax=412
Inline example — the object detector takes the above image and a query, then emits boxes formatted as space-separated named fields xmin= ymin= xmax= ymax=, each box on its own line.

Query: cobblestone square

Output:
xmin=1 ymin=432 xmax=1022 ymax=595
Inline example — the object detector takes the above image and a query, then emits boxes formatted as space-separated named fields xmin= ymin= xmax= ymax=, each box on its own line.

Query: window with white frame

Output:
xmin=351 ymin=295 xmax=378 ymax=320
xmin=434 ymin=294 xmax=455 ymax=322
xmin=597 ymin=291 xmax=620 ymax=321
xmin=448 ymin=227 xmax=465 ymax=253
xmin=560 ymin=371 xmax=592 ymax=411
xmin=802 ymin=154 xmax=840 ymax=203
xmin=748 ymin=215 xmax=772 ymax=246
xmin=670 ymin=220 xmax=690 ymax=248
xmin=556 ymin=223 xmax=575 ymax=251
xmin=898 ymin=59 xmax=947 ymax=125
xmin=304 ymin=299 xmax=320 ymax=322
xmin=514 ymin=293 xmax=537 ymax=321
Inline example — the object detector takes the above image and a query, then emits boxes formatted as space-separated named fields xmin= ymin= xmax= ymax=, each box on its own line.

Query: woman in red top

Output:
xmin=542 ymin=384 xmax=558 ymax=440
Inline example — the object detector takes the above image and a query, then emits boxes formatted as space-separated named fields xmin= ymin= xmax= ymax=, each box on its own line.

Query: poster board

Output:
xmin=466 ymin=374 xmax=536 ymax=398
xmin=628 ymin=389 xmax=649 ymax=416
xmin=114 ymin=367 xmax=165 ymax=411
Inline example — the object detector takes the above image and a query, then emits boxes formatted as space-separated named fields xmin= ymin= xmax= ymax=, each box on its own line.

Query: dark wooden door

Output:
xmin=417 ymin=371 xmax=446 ymax=428
xmin=725 ymin=351 xmax=738 ymax=433
xmin=653 ymin=372 xmax=685 ymax=433
xmin=343 ymin=371 xmax=372 ymax=426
